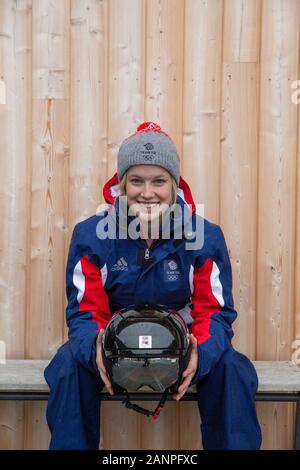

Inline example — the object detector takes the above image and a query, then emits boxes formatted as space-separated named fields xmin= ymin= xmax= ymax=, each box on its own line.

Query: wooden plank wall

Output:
xmin=0 ymin=0 xmax=299 ymax=450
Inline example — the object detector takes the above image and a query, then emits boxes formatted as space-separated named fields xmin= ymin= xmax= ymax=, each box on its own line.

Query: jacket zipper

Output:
xmin=144 ymin=238 xmax=160 ymax=260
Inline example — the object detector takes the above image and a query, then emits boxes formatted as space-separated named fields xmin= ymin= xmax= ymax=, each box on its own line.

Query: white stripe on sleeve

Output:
xmin=101 ymin=263 xmax=108 ymax=287
xmin=210 ymin=261 xmax=225 ymax=307
xmin=73 ymin=260 xmax=85 ymax=304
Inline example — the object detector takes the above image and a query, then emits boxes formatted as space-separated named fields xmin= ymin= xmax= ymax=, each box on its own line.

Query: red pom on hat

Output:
xmin=136 ymin=122 xmax=161 ymax=132
xmin=129 ymin=121 xmax=172 ymax=141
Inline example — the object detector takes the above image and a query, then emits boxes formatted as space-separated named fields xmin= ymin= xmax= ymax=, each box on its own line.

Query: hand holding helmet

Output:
xmin=172 ymin=333 xmax=198 ymax=401
xmin=96 ymin=329 xmax=114 ymax=395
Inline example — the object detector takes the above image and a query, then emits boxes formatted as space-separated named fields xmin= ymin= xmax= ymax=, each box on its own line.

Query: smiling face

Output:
xmin=124 ymin=165 xmax=174 ymax=224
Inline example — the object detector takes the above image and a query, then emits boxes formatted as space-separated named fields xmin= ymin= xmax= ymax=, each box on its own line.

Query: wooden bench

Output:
xmin=1 ymin=360 xmax=300 ymax=449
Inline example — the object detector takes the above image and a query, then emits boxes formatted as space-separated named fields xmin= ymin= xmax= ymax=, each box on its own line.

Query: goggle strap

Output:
xmin=151 ymin=388 xmax=169 ymax=420
xmin=123 ymin=388 xmax=169 ymax=419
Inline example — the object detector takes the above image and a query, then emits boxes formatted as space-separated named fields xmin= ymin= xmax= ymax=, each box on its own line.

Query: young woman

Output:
xmin=44 ymin=121 xmax=262 ymax=450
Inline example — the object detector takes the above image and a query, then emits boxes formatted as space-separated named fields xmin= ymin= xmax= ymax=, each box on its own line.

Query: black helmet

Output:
xmin=102 ymin=304 xmax=192 ymax=419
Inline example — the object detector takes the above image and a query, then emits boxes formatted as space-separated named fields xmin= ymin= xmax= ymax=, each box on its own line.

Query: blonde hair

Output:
xmin=119 ymin=172 xmax=178 ymax=206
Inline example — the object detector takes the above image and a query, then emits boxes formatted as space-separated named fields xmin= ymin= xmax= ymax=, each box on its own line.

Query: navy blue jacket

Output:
xmin=66 ymin=173 xmax=237 ymax=380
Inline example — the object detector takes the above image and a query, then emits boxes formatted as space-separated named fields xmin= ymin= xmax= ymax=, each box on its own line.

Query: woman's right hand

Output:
xmin=96 ymin=329 xmax=114 ymax=395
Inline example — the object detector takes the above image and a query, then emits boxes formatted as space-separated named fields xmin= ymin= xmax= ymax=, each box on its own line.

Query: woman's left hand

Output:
xmin=173 ymin=333 xmax=198 ymax=401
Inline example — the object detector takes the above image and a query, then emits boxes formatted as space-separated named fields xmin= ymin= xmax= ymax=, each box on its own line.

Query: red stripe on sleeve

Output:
xmin=80 ymin=255 xmax=111 ymax=331
xmin=191 ymin=258 xmax=222 ymax=344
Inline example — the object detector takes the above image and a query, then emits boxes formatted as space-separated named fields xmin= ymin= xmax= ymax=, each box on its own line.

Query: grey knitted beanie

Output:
xmin=117 ymin=122 xmax=180 ymax=184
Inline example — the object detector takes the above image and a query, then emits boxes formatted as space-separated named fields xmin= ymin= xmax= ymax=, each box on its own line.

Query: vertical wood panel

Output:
xmin=24 ymin=0 xmax=70 ymax=450
xmin=182 ymin=0 xmax=223 ymax=224
xmin=179 ymin=402 xmax=201 ymax=450
xmin=256 ymin=0 xmax=299 ymax=450
xmin=0 ymin=0 xmax=31 ymax=450
xmin=223 ymin=0 xmax=261 ymax=63
xmin=141 ymin=402 xmax=181 ymax=450
xmin=106 ymin=0 xmax=145 ymax=180
xmin=145 ymin=0 xmax=184 ymax=152
xmin=70 ymin=0 xmax=107 ymax=225
xmin=221 ymin=0 xmax=261 ymax=358
xmin=221 ymin=63 xmax=259 ymax=357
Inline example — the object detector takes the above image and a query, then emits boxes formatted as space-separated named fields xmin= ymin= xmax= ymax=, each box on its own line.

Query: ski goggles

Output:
xmin=106 ymin=355 xmax=180 ymax=393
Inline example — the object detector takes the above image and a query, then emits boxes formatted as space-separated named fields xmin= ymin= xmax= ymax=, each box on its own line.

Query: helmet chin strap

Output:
xmin=123 ymin=388 xmax=169 ymax=420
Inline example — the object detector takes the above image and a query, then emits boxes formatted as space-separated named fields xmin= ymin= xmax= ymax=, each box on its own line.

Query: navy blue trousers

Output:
xmin=44 ymin=342 xmax=262 ymax=450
